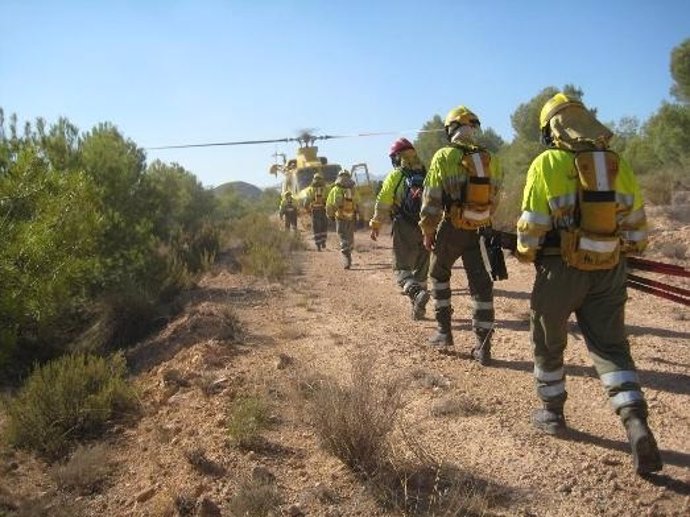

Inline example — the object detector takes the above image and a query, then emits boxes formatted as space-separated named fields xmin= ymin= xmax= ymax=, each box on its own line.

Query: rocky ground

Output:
xmin=1 ymin=210 xmax=689 ymax=517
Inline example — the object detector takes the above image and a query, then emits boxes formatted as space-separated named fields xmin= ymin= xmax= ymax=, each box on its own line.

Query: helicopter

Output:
xmin=267 ymin=131 xmax=378 ymax=222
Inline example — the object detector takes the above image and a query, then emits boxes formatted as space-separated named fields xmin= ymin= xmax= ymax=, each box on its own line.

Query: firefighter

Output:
xmin=279 ymin=191 xmax=298 ymax=231
xmin=516 ymin=92 xmax=661 ymax=475
xmin=326 ymin=169 xmax=359 ymax=269
xmin=303 ymin=172 xmax=329 ymax=251
xmin=370 ymin=138 xmax=430 ymax=320
xmin=419 ymin=105 xmax=502 ymax=365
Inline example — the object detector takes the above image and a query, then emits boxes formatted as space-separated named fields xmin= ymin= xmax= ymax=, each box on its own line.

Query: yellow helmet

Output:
xmin=539 ymin=93 xmax=584 ymax=130
xmin=444 ymin=105 xmax=480 ymax=128
xmin=338 ymin=169 xmax=350 ymax=177
xmin=283 ymin=190 xmax=292 ymax=199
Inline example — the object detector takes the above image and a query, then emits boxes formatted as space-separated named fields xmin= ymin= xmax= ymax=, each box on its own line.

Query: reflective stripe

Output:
xmin=610 ymin=390 xmax=644 ymax=409
xmin=621 ymin=230 xmax=648 ymax=242
xmin=616 ymin=192 xmax=634 ymax=207
xmin=473 ymin=320 xmax=494 ymax=330
xmin=472 ymin=153 xmax=486 ymax=177
xmin=473 ymin=300 xmax=494 ymax=310
xmin=593 ymin=152 xmax=610 ymax=190
xmin=435 ymin=299 xmax=451 ymax=308
xmin=579 ymin=236 xmax=618 ymax=253
xmin=520 ymin=210 xmax=552 ymax=226
xmin=534 ymin=365 xmax=565 ymax=382
xmin=548 ymin=193 xmax=577 ymax=210
xmin=431 ymin=281 xmax=451 ymax=290
xmin=539 ymin=381 xmax=566 ymax=398
xmin=464 ymin=208 xmax=491 ymax=221
xmin=600 ymin=370 xmax=639 ymax=389
xmin=518 ymin=233 xmax=541 ymax=248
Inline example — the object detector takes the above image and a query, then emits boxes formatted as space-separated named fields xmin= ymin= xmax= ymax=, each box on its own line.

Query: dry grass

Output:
xmin=431 ymin=396 xmax=487 ymax=418
xmin=227 ymin=478 xmax=282 ymax=517
xmin=305 ymin=355 xmax=403 ymax=476
xmin=49 ymin=443 xmax=112 ymax=495
xmin=658 ymin=241 xmax=688 ymax=260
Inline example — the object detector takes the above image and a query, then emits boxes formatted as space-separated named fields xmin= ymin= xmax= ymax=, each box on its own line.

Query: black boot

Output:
xmin=429 ymin=306 xmax=453 ymax=348
xmin=341 ymin=252 xmax=351 ymax=269
xmin=471 ymin=328 xmax=492 ymax=366
xmin=408 ymin=285 xmax=430 ymax=321
xmin=532 ymin=406 xmax=566 ymax=435
xmin=620 ymin=407 xmax=663 ymax=475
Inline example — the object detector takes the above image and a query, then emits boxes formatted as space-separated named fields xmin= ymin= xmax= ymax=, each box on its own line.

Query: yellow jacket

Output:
xmin=419 ymin=143 xmax=502 ymax=236
xmin=516 ymin=149 xmax=647 ymax=262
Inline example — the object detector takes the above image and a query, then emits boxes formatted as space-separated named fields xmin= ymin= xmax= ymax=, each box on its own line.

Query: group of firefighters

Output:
xmin=278 ymin=93 xmax=663 ymax=477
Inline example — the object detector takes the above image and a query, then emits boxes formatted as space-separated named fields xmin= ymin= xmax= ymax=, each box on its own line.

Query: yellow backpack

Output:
xmin=449 ymin=150 xmax=494 ymax=230
xmin=560 ymin=150 xmax=621 ymax=270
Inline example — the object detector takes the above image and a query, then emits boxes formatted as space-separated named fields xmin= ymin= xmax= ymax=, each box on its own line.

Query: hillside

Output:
xmin=1 ymin=211 xmax=689 ymax=516
xmin=213 ymin=181 xmax=264 ymax=199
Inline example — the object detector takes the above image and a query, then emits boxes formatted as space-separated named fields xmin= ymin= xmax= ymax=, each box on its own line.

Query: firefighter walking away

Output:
xmin=516 ymin=92 xmax=662 ymax=475
xmin=326 ymin=169 xmax=359 ymax=269
xmin=370 ymin=138 xmax=430 ymax=320
xmin=419 ymin=105 xmax=502 ymax=365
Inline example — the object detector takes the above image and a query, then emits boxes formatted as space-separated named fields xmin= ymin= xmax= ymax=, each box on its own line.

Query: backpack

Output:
xmin=560 ymin=149 xmax=621 ymax=270
xmin=395 ymin=168 xmax=426 ymax=222
xmin=448 ymin=149 xmax=494 ymax=230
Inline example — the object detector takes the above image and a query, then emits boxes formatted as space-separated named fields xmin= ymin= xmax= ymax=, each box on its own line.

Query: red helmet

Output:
xmin=388 ymin=137 xmax=415 ymax=158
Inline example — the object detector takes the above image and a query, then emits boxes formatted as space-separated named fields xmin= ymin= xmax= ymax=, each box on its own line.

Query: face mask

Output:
xmin=451 ymin=124 xmax=477 ymax=143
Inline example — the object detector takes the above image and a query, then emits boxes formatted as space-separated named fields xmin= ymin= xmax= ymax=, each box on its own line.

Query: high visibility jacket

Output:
xmin=303 ymin=182 xmax=328 ymax=210
xmin=369 ymin=167 xmax=424 ymax=228
xmin=419 ymin=144 xmax=502 ymax=236
xmin=279 ymin=197 xmax=297 ymax=216
xmin=326 ymin=178 xmax=359 ymax=220
xmin=516 ymin=149 xmax=647 ymax=263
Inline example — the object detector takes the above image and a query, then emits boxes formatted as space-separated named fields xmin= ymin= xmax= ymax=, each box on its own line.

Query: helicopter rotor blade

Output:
xmin=146 ymin=128 xmax=446 ymax=150
xmin=146 ymin=137 xmax=300 ymax=151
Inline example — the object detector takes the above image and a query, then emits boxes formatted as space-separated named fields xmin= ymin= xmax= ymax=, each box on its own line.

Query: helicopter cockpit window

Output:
xmin=296 ymin=167 xmax=318 ymax=191
xmin=322 ymin=165 xmax=341 ymax=184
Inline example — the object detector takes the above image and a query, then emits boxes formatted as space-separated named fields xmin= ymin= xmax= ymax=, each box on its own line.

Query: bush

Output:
xmin=50 ymin=443 xmax=112 ymax=494
xmin=228 ymin=213 xmax=303 ymax=281
xmin=228 ymin=479 xmax=282 ymax=517
xmin=3 ymin=352 xmax=139 ymax=459
xmin=306 ymin=356 xmax=402 ymax=476
xmin=227 ymin=394 xmax=270 ymax=449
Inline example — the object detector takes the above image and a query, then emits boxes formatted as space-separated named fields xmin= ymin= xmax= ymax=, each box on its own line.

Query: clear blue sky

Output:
xmin=2 ymin=0 xmax=688 ymax=188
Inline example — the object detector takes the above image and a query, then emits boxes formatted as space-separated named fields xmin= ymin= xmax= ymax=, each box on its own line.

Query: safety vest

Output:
xmin=449 ymin=149 xmax=494 ymax=230
xmin=337 ymin=187 xmax=356 ymax=220
xmin=312 ymin=185 xmax=326 ymax=208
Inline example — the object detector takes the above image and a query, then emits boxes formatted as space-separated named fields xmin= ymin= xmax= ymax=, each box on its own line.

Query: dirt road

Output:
xmin=5 ymin=226 xmax=688 ymax=516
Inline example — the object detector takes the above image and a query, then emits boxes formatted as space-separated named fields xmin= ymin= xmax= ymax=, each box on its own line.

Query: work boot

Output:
xmin=471 ymin=329 xmax=492 ymax=366
xmin=408 ymin=285 xmax=430 ymax=321
xmin=316 ymin=243 xmax=322 ymax=251
xmin=532 ymin=407 xmax=566 ymax=435
xmin=621 ymin=408 xmax=663 ymax=475
xmin=341 ymin=252 xmax=351 ymax=269
xmin=429 ymin=306 xmax=453 ymax=348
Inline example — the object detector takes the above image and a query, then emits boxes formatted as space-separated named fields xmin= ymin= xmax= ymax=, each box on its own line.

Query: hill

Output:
xmin=213 ymin=181 xmax=263 ymax=199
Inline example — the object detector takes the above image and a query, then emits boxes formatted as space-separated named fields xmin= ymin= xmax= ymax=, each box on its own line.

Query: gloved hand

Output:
xmin=423 ymin=234 xmax=435 ymax=251
xmin=370 ymin=226 xmax=379 ymax=241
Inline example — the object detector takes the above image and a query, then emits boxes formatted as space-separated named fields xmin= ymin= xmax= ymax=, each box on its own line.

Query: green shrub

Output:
xmin=227 ymin=394 xmax=270 ymax=449
xmin=3 ymin=352 xmax=139 ymax=459
xmin=229 ymin=213 xmax=303 ymax=281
